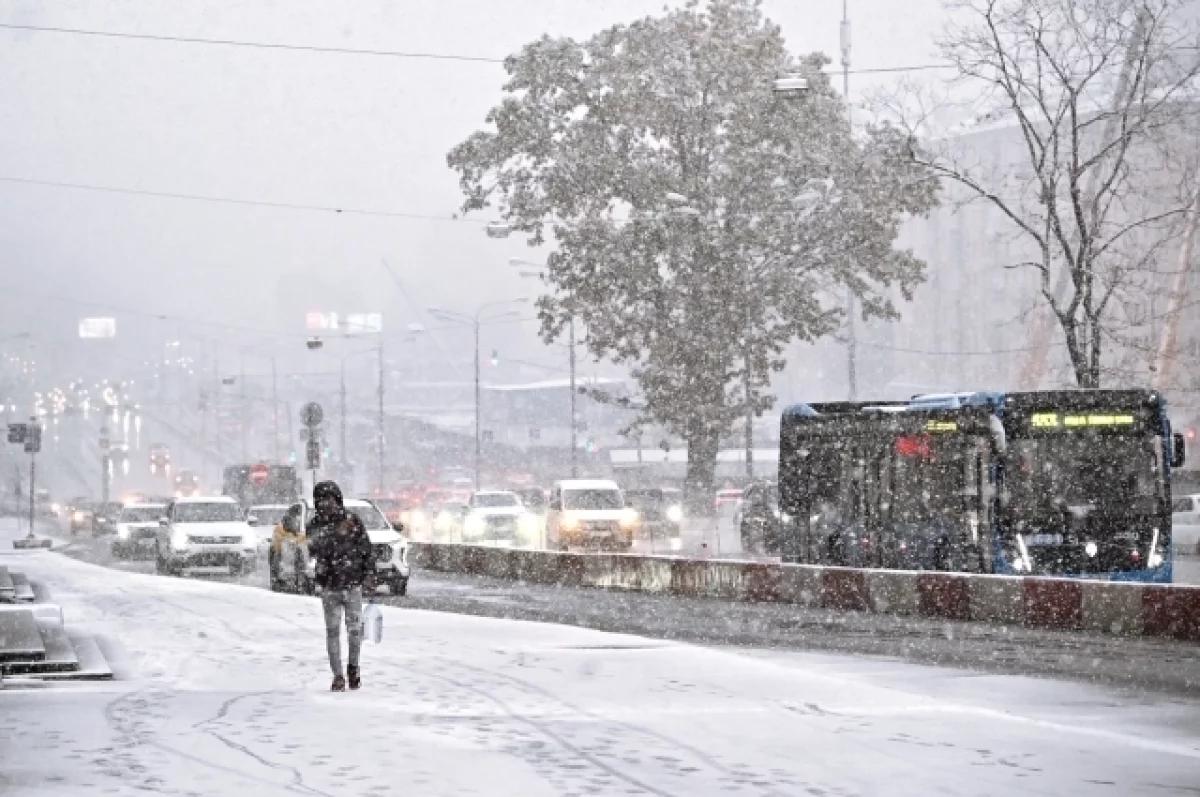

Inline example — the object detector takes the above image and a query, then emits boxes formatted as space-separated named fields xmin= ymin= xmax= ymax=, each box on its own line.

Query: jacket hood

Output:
xmin=313 ymin=480 xmax=344 ymax=508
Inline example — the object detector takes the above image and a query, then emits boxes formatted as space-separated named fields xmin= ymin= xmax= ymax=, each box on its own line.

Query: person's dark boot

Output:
xmin=331 ymin=673 xmax=346 ymax=692
xmin=347 ymin=665 xmax=361 ymax=691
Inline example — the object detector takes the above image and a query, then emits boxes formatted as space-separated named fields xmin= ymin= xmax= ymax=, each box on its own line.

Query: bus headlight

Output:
xmin=171 ymin=529 xmax=189 ymax=551
xmin=1084 ymin=541 xmax=1098 ymax=558
xmin=117 ymin=525 xmax=131 ymax=540
xmin=619 ymin=508 xmax=639 ymax=530
xmin=665 ymin=504 xmax=684 ymax=524
xmin=561 ymin=513 xmax=581 ymax=532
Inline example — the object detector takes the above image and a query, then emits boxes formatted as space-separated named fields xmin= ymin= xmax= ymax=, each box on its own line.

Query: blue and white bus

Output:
xmin=777 ymin=389 xmax=1187 ymax=582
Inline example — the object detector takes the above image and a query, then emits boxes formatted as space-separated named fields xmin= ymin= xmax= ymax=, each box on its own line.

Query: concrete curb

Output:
xmin=410 ymin=542 xmax=1200 ymax=643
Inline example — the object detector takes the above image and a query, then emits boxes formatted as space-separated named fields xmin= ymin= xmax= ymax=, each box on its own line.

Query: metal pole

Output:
xmin=239 ymin=354 xmax=248 ymax=461
xmin=569 ymin=317 xmax=578 ymax=478
xmin=377 ymin=338 xmax=385 ymax=494
xmin=841 ymin=0 xmax=858 ymax=401
xmin=340 ymin=357 xmax=347 ymax=468
xmin=474 ymin=319 xmax=481 ymax=491
xmin=28 ymin=447 xmax=35 ymax=539
xmin=744 ymin=340 xmax=754 ymax=480
xmin=271 ymin=357 xmax=280 ymax=462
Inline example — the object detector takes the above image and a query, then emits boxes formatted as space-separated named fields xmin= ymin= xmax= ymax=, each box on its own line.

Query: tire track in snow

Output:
xmin=443 ymin=656 xmax=740 ymax=779
xmin=193 ymin=691 xmax=335 ymax=797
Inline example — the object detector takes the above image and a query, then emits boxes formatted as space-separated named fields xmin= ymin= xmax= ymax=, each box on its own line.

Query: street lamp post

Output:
xmin=509 ymin=258 xmax=579 ymax=478
xmin=429 ymin=299 xmax=528 ymax=491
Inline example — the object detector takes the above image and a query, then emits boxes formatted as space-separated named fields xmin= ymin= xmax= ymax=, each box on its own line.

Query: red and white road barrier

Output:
xmin=410 ymin=543 xmax=1200 ymax=643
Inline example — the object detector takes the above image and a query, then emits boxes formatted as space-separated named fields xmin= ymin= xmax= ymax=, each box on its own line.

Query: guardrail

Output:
xmin=410 ymin=543 xmax=1200 ymax=643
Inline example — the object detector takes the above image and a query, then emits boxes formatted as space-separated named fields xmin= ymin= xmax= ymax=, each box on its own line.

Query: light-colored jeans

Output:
xmin=321 ymin=586 xmax=363 ymax=676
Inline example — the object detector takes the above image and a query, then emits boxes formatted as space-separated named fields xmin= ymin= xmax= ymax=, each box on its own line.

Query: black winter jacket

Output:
xmin=307 ymin=511 xmax=374 ymax=590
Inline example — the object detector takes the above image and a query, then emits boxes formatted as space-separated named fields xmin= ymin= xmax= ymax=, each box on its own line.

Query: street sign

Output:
xmin=301 ymin=402 xmax=324 ymax=428
xmin=249 ymin=463 xmax=270 ymax=487
xmin=7 ymin=423 xmax=27 ymax=444
xmin=23 ymin=425 xmax=40 ymax=454
xmin=306 ymin=438 xmax=321 ymax=469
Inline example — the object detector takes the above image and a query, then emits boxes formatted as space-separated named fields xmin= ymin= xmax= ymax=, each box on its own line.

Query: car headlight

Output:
xmin=619 ymin=508 xmax=639 ymax=529
xmin=561 ymin=513 xmax=580 ymax=531
xmin=518 ymin=513 xmax=540 ymax=536
xmin=665 ymin=504 xmax=684 ymax=524
xmin=410 ymin=510 xmax=426 ymax=527
xmin=171 ymin=529 xmax=189 ymax=550
xmin=464 ymin=514 xmax=485 ymax=537
xmin=73 ymin=510 xmax=85 ymax=522
xmin=117 ymin=525 xmax=131 ymax=540
xmin=434 ymin=510 xmax=451 ymax=531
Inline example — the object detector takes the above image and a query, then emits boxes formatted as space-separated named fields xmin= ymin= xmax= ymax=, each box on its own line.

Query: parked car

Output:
xmin=269 ymin=498 xmax=410 ymax=596
xmin=624 ymin=487 xmax=684 ymax=544
xmin=462 ymin=490 xmax=541 ymax=547
xmin=546 ymin=479 xmax=638 ymax=551
xmin=246 ymin=504 xmax=291 ymax=556
xmin=736 ymin=481 xmax=783 ymax=555
xmin=112 ymin=502 xmax=167 ymax=559
xmin=155 ymin=496 xmax=258 ymax=576
xmin=67 ymin=499 xmax=96 ymax=535
xmin=1171 ymin=494 xmax=1200 ymax=556
xmin=90 ymin=502 xmax=124 ymax=536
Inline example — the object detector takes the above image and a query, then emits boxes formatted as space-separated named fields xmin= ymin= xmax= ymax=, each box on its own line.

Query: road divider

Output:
xmin=410 ymin=543 xmax=1200 ymax=643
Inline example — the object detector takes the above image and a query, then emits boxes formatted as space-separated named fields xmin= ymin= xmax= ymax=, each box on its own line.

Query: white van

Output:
xmin=1171 ymin=494 xmax=1200 ymax=556
xmin=546 ymin=479 xmax=638 ymax=551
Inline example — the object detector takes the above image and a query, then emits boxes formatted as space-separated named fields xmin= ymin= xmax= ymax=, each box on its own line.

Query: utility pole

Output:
xmin=339 ymin=357 xmax=348 ymax=471
xmin=99 ymin=425 xmax=111 ymax=503
xmin=841 ymin=0 xmax=858 ymax=401
xmin=568 ymin=317 xmax=578 ymax=478
xmin=271 ymin=357 xmax=280 ymax=462
xmin=376 ymin=339 xmax=385 ymax=494
xmin=473 ymin=319 xmax=482 ymax=491
xmin=744 ymin=338 xmax=754 ymax=480
xmin=239 ymin=354 xmax=248 ymax=461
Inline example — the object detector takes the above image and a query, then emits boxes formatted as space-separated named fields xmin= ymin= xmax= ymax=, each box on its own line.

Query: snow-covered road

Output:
xmin=3 ymin=525 xmax=1200 ymax=796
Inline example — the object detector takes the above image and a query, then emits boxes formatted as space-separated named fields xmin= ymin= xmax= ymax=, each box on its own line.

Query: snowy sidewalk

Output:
xmin=2 ymin=521 xmax=1199 ymax=796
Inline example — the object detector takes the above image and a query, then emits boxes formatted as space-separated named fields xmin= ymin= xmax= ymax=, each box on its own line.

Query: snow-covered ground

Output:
xmin=3 ymin=522 xmax=1200 ymax=796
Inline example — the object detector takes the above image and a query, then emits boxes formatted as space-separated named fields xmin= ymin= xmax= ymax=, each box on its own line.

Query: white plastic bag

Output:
xmin=362 ymin=601 xmax=383 ymax=644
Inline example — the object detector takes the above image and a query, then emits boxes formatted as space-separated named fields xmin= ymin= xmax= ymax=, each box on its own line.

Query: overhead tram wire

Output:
xmin=0 ymin=176 xmax=473 ymax=224
xmin=0 ymin=22 xmax=952 ymax=75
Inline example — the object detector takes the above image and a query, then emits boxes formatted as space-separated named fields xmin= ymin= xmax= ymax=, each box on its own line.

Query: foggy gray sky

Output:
xmin=0 ymin=0 xmax=945 ymax=382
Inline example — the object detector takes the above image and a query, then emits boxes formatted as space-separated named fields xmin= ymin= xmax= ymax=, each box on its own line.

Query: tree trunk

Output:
xmin=683 ymin=417 xmax=720 ymax=517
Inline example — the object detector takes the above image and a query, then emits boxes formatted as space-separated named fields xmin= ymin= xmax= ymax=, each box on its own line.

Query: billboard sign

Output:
xmin=78 ymin=317 xmax=117 ymax=339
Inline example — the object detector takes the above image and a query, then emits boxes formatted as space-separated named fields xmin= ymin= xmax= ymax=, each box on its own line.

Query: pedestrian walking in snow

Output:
xmin=306 ymin=480 xmax=375 ymax=691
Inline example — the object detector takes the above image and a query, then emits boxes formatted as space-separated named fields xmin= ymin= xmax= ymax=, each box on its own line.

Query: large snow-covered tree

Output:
xmin=447 ymin=0 xmax=937 ymax=506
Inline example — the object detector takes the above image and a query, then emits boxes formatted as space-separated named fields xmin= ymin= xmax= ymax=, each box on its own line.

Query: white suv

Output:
xmin=546 ymin=479 xmax=638 ymax=551
xmin=155 ymin=496 xmax=258 ymax=576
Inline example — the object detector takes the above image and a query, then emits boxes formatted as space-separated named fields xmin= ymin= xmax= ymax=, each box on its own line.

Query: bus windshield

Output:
xmin=1007 ymin=434 xmax=1161 ymax=513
